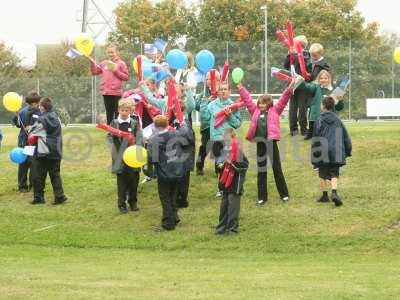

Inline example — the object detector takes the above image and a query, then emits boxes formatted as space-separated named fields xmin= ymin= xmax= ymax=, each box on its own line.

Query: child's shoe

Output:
xmin=317 ymin=193 xmax=330 ymax=203
xmin=332 ymin=192 xmax=343 ymax=207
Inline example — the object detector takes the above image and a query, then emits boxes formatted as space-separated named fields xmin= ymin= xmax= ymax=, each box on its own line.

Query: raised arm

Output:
xmin=274 ymin=87 xmax=294 ymax=115
xmin=238 ymin=85 xmax=257 ymax=116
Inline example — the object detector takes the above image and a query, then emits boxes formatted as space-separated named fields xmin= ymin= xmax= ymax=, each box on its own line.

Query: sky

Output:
xmin=0 ymin=0 xmax=399 ymax=45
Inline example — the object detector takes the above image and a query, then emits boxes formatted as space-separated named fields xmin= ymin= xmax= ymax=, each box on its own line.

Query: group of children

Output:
xmin=10 ymin=39 xmax=352 ymax=234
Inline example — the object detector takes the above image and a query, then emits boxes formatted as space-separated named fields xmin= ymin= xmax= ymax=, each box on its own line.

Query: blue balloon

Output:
xmin=195 ymin=50 xmax=215 ymax=74
xmin=166 ymin=49 xmax=188 ymax=70
xmin=155 ymin=69 xmax=169 ymax=82
xmin=142 ymin=61 xmax=153 ymax=79
xmin=10 ymin=147 xmax=27 ymax=164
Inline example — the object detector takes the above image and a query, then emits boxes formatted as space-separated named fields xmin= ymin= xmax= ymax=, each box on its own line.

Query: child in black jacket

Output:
xmin=311 ymin=97 xmax=352 ymax=206
xmin=215 ymin=128 xmax=249 ymax=234
xmin=147 ymin=115 xmax=194 ymax=231
xmin=30 ymin=97 xmax=67 ymax=205
xmin=110 ymin=98 xmax=142 ymax=213
xmin=12 ymin=92 xmax=41 ymax=192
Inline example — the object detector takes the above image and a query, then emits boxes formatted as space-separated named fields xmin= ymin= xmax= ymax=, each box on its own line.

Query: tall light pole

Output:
xmin=348 ymin=12 xmax=352 ymax=120
xmin=392 ymin=45 xmax=395 ymax=98
xmin=261 ymin=5 xmax=268 ymax=93
xmin=81 ymin=0 xmax=89 ymax=32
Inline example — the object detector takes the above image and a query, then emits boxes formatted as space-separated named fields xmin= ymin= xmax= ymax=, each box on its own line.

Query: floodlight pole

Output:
xmin=261 ymin=5 xmax=268 ymax=93
xmin=82 ymin=0 xmax=89 ymax=32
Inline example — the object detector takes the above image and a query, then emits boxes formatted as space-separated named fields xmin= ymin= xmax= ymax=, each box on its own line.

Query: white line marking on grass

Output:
xmin=33 ymin=225 xmax=57 ymax=232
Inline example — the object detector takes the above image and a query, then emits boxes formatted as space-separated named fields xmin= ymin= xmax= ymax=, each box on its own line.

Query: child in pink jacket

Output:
xmin=238 ymin=78 xmax=296 ymax=205
xmin=90 ymin=45 xmax=129 ymax=124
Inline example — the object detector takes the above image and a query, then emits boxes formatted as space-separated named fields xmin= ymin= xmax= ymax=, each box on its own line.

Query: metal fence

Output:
xmin=1 ymin=39 xmax=400 ymax=124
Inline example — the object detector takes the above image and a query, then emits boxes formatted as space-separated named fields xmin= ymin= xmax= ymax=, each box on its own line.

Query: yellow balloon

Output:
xmin=3 ymin=92 xmax=23 ymax=112
xmin=394 ymin=47 xmax=400 ymax=64
xmin=75 ymin=33 xmax=94 ymax=57
xmin=123 ymin=145 xmax=148 ymax=168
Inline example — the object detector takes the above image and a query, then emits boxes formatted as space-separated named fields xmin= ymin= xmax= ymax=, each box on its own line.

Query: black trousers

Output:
xmin=32 ymin=158 xmax=65 ymax=202
xmin=18 ymin=158 xmax=32 ymax=190
xmin=176 ymin=171 xmax=190 ymax=208
xmin=288 ymin=92 xmax=309 ymax=134
xmin=116 ymin=169 xmax=140 ymax=208
xmin=216 ymin=192 xmax=241 ymax=234
xmin=256 ymin=140 xmax=289 ymax=201
xmin=196 ymin=128 xmax=210 ymax=171
xmin=103 ymin=95 xmax=120 ymax=125
xmin=157 ymin=181 xmax=179 ymax=230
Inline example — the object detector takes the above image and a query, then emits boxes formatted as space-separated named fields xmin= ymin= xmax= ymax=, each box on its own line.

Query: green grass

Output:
xmin=0 ymin=121 xmax=400 ymax=299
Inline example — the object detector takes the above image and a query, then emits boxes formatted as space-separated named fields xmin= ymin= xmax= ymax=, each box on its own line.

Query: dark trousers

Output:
xmin=196 ymin=128 xmax=210 ymax=171
xmin=176 ymin=171 xmax=190 ymax=208
xmin=158 ymin=180 xmax=179 ymax=230
xmin=18 ymin=158 xmax=32 ymax=190
xmin=216 ymin=192 xmax=241 ymax=234
xmin=289 ymin=92 xmax=309 ymax=134
xmin=116 ymin=169 xmax=140 ymax=208
xmin=32 ymin=158 xmax=65 ymax=202
xmin=103 ymin=95 xmax=120 ymax=125
xmin=256 ymin=140 xmax=289 ymax=201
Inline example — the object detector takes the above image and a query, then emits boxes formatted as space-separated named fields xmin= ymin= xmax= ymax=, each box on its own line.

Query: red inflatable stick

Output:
xmin=137 ymin=55 xmax=143 ymax=82
xmin=214 ymin=98 xmax=245 ymax=128
xmin=210 ymin=69 xmax=217 ymax=98
xmin=166 ymin=79 xmax=184 ymax=125
xmin=286 ymin=20 xmax=296 ymax=74
xmin=96 ymin=123 xmax=135 ymax=145
xmin=271 ymin=67 xmax=293 ymax=82
xmin=276 ymin=30 xmax=290 ymax=48
xmin=295 ymin=41 xmax=311 ymax=81
xmin=221 ymin=61 xmax=230 ymax=83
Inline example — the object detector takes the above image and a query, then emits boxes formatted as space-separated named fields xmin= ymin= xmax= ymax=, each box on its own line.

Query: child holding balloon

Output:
xmin=110 ymin=98 xmax=143 ymax=213
xmin=238 ymin=77 xmax=298 ymax=205
xmin=12 ymin=92 xmax=42 ymax=192
xmin=29 ymin=98 xmax=67 ymax=205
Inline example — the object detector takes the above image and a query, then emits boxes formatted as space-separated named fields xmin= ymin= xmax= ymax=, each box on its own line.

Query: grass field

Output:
xmin=0 ymin=121 xmax=400 ymax=299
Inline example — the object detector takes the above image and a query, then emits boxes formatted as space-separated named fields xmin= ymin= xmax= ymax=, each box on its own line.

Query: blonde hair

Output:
xmin=294 ymin=35 xmax=308 ymax=48
xmin=310 ymin=43 xmax=324 ymax=55
xmin=118 ymin=98 xmax=134 ymax=109
xmin=314 ymin=70 xmax=333 ymax=90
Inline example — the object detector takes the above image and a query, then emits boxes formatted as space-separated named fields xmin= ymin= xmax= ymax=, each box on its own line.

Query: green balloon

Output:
xmin=232 ymin=67 xmax=244 ymax=84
